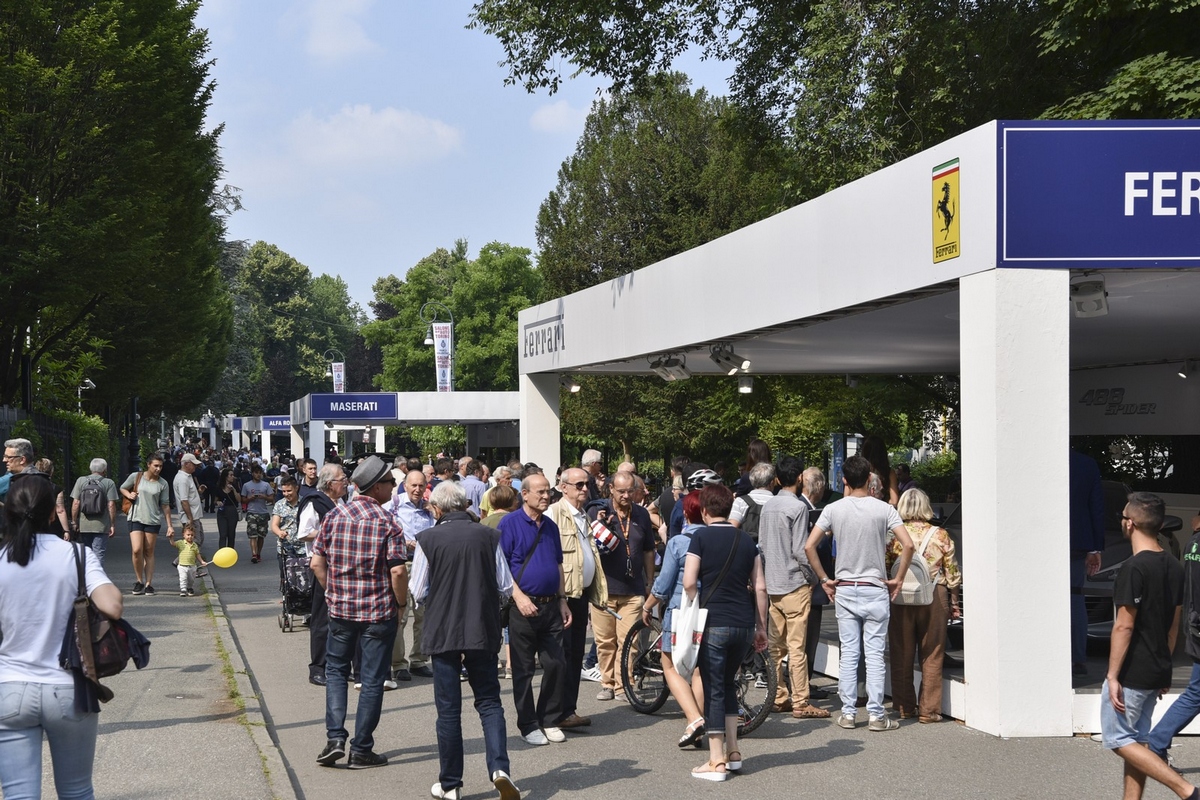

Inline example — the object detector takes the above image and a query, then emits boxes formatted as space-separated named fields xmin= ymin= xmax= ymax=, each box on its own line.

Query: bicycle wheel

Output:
xmin=735 ymin=648 xmax=776 ymax=736
xmin=620 ymin=617 xmax=669 ymax=714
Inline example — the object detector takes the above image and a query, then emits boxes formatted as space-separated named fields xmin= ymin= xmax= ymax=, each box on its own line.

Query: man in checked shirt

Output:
xmin=311 ymin=456 xmax=408 ymax=770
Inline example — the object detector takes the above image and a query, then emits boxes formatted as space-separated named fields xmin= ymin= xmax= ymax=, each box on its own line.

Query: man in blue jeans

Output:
xmin=310 ymin=456 xmax=407 ymax=769
xmin=805 ymin=455 xmax=913 ymax=732
xmin=409 ymin=480 xmax=521 ymax=800
xmin=1148 ymin=514 xmax=1200 ymax=768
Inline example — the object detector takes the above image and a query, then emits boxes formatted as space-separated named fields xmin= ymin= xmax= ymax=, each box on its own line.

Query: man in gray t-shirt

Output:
xmin=70 ymin=459 xmax=119 ymax=565
xmin=805 ymin=455 xmax=913 ymax=731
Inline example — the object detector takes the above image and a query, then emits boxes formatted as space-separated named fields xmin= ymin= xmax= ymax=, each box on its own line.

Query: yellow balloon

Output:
xmin=211 ymin=547 xmax=238 ymax=569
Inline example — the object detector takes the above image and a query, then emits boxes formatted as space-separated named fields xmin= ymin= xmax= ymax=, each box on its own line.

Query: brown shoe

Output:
xmin=918 ymin=714 xmax=944 ymax=724
xmin=792 ymin=703 xmax=831 ymax=719
xmin=558 ymin=713 xmax=592 ymax=728
xmin=772 ymin=700 xmax=793 ymax=713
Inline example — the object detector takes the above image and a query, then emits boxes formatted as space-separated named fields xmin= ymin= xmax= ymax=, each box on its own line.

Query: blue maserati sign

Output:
xmin=310 ymin=393 xmax=398 ymax=420
xmin=999 ymin=121 xmax=1200 ymax=267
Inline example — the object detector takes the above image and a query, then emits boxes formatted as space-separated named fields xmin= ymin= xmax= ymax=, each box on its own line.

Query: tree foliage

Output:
xmin=364 ymin=241 xmax=543 ymax=393
xmin=0 ymin=0 xmax=231 ymax=412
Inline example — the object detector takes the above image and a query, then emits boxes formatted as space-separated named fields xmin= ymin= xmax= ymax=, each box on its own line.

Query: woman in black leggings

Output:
xmin=215 ymin=467 xmax=241 ymax=550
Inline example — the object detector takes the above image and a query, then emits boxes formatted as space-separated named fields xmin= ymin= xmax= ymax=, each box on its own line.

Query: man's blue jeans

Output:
xmin=325 ymin=615 xmax=398 ymax=754
xmin=0 ymin=682 xmax=98 ymax=800
xmin=1149 ymin=661 xmax=1200 ymax=757
xmin=834 ymin=584 xmax=890 ymax=719
xmin=80 ymin=533 xmax=107 ymax=567
xmin=432 ymin=650 xmax=510 ymax=792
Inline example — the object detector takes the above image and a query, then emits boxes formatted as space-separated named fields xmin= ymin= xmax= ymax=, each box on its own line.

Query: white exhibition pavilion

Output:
xmin=515 ymin=120 xmax=1200 ymax=738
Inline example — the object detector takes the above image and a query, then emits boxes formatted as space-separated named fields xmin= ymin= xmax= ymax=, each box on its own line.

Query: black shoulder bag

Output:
xmin=500 ymin=522 xmax=547 ymax=626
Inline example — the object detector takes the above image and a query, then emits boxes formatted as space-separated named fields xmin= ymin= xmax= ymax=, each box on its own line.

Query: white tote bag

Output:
xmin=670 ymin=592 xmax=708 ymax=681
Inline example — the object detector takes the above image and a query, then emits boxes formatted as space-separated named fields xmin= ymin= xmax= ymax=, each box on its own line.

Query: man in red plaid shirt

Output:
xmin=311 ymin=456 xmax=408 ymax=770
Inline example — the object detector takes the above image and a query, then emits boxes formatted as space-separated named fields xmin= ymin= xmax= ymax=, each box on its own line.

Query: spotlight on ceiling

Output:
xmin=738 ymin=375 xmax=753 ymax=394
xmin=560 ymin=375 xmax=581 ymax=393
xmin=709 ymin=344 xmax=751 ymax=376
xmin=845 ymin=374 xmax=858 ymax=389
xmin=1179 ymin=360 xmax=1193 ymax=380
xmin=1070 ymin=274 xmax=1108 ymax=318
xmin=650 ymin=354 xmax=691 ymax=382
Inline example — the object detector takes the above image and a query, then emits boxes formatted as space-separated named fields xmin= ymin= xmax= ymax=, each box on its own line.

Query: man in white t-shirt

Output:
xmin=805 ymin=455 xmax=914 ymax=732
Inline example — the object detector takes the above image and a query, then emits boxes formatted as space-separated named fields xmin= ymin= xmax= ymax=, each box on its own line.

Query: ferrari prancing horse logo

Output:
xmin=933 ymin=158 xmax=960 ymax=263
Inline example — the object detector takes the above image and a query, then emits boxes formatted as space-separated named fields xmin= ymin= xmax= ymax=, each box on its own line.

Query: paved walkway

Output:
xmin=60 ymin=512 xmax=1200 ymax=799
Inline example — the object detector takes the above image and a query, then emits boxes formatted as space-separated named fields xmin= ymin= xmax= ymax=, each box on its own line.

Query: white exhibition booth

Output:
xmin=289 ymin=391 xmax=521 ymax=462
xmin=514 ymin=120 xmax=1200 ymax=737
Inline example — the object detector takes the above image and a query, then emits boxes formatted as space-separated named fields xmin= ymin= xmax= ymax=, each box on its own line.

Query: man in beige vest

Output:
xmin=548 ymin=467 xmax=608 ymax=728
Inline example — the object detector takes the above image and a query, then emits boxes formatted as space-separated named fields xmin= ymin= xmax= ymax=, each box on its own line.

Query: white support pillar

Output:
xmin=260 ymin=434 xmax=270 ymax=463
xmin=960 ymin=268 xmax=1072 ymax=737
xmin=232 ymin=430 xmax=242 ymax=451
xmin=209 ymin=424 xmax=218 ymax=451
xmin=519 ymin=374 xmax=560 ymax=471
xmin=290 ymin=427 xmax=305 ymax=460
xmin=308 ymin=422 xmax=327 ymax=468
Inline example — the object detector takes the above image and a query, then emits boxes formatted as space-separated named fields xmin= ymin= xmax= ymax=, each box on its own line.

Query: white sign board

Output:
xmin=331 ymin=362 xmax=345 ymax=394
xmin=432 ymin=322 xmax=453 ymax=392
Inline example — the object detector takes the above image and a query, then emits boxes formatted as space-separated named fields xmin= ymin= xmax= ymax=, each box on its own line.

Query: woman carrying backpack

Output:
xmin=885 ymin=488 xmax=961 ymax=724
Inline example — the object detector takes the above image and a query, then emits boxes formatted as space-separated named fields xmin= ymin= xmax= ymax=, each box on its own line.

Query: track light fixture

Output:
xmin=649 ymin=354 xmax=692 ymax=382
xmin=738 ymin=376 xmax=753 ymax=394
xmin=709 ymin=344 xmax=751 ymax=376
xmin=1180 ymin=360 xmax=1193 ymax=380
xmin=560 ymin=375 xmax=581 ymax=392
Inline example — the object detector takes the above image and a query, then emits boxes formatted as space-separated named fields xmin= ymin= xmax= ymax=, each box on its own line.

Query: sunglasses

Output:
xmin=563 ymin=481 xmax=588 ymax=490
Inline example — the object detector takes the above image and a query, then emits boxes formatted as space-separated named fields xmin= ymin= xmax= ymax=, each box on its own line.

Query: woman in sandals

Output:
xmin=643 ymin=489 xmax=707 ymax=748
xmin=886 ymin=488 xmax=961 ymax=723
xmin=682 ymin=484 xmax=769 ymax=781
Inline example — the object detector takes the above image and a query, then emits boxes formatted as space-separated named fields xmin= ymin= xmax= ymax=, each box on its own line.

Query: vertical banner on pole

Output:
xmin=432 ymin=323 xmax=453 ymax=392
xmin=331 ymin=362 xmax=346 ymax=393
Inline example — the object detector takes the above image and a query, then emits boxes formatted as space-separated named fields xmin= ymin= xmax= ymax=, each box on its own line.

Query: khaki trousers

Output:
xmin=390 ymin=602 xmax=425 ymax=670
xmin=590 ymin=594 xmax=644 ymax=691
xmin=888 ymin=584 xmax=949 ymax=719
xmin=768 ymin=584 xmax=812 ymax=706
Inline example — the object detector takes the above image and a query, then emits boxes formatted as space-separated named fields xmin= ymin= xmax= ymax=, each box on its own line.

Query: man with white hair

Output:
xmin=70 ymin=458 xmax=119 ymax=565
xmin=730 ymin=461 xmax=777 ymax=542
xmin=0 ymin=437 xmax=34 ymax=502
xmin=174 ymin=453 xmax=206 ymax=552
xmin=298 ymin=462 xmax=349 ymax=686
xmin=480 ymin=466 xmax=513 ymax=517
xmin=410 ymin=480 xmax=521 ymax=800
xmin=581 ymin=449 xmax=603 ymax=502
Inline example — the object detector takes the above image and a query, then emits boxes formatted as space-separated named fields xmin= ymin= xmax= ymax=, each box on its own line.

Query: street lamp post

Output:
xmin=77 ymin=378 xmax=96 ymax=413
xmin=419 ymin=301 xmax=454 ymax=392
xmin=324 ymin=348 xmax=346 ymax=392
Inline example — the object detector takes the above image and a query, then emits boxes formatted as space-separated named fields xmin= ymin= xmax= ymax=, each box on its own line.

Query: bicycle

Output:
xmin=620 ymin=616 xmax=776 ymax=737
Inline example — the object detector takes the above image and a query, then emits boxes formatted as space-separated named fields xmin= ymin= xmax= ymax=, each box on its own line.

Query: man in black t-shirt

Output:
xmin=1101 ymin=491 xmax=1197 ymax=800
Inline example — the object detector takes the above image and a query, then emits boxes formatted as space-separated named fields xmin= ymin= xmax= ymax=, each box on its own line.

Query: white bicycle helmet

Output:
xmin=685 ymin=468 xmax=722 ymax=491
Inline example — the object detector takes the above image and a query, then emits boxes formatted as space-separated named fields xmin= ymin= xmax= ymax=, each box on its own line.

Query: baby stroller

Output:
xmin=279 ymin=543 xmax=313 ymax=633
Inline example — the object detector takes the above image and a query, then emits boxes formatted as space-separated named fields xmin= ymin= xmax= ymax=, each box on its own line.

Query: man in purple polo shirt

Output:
xmin=498 ymin=473 xmax=572 ymax=747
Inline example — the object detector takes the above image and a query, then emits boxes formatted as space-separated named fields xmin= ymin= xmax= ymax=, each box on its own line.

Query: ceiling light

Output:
xmin=560 ymin=375 xmax=581 ymax=392
xmin=845 ymin=374 xmax=858 ymax=389
xmin=738 ymin=376 xmax=753 ymax=394
xmin=1071 ymin=274 xmax=1108 ymax=318
xmin=1179 ymin=360 xmax=1193 ymax=379
xmin=651 ymin=354 xmax=691 ymax=381
xmin=710 ymin=344 xmax=751 ymax=375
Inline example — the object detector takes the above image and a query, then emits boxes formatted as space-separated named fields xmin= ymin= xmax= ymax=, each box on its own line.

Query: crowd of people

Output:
xmin=3 ymin=433 xmax=1200 ymax=799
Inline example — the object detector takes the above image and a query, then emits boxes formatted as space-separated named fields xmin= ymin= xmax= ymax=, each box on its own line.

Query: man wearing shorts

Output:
xmin=244 ymin=465 xmax=274 ymax=564
xmin=1101 ymin=491 xmax=1197 ymax=800
xmin=120 ymin=454 xmax=174 ymax=595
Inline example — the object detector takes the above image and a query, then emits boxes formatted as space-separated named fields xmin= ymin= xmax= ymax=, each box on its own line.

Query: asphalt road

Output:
xmin=53 ymin=512 xmax=1200 ymax=799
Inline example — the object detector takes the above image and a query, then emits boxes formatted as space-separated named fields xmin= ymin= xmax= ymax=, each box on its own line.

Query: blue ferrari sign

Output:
xmin=999 ymin=121 xmax=1200 ymax=267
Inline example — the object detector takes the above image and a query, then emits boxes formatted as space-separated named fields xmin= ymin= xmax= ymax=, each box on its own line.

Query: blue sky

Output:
xmin=195 ymin=1 xmax=729 ymax=311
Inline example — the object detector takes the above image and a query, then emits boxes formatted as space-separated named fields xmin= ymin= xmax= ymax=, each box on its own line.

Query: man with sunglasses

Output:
xmin=589 ymin=470 xmax=658 ymax=702
xmin=311 ymin=455 xmax=407 ymax=770
xmin=0 ymin=437 xmax=34 ymax=503
xmin=548 ymin=467 xmax=608 ymax=729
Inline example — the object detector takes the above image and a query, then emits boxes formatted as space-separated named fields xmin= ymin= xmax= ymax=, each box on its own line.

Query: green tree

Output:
xmin=364 ymin=241 xmax=543 ymax=393
xmin=0 ymin=0 xmax=230 ymax=411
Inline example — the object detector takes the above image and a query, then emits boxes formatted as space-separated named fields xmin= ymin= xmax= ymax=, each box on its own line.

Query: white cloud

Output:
xmin=287 ymin=104 xmax=463 ymax=170
xmin=303 ymin=0 xmax=379 ymax=62
xmin=529 ymin=99 xmax=592 ymax=134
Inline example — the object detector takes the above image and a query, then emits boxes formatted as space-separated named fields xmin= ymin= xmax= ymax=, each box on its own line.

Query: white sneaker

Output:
xmin=430 ymin=783 xmax=461 ymax=800
xmin=542 ymin=726 xmax=565 ymax=743
xmin=581 ymin=666 xmax=603 ymax=682
xmin=521 ymin=729 xmax=549 ymax=746
xmin=382 ymin=679 xmax=399 ymax=691
xmin=492 ymin=770 xmax=521 ymax=800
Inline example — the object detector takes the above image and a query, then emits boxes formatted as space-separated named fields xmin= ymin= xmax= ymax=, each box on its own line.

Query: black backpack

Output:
xmin=80 ymin=477 xmax=105 ymax=517
xmin=739 ymin=495 xmax=763 ymax=541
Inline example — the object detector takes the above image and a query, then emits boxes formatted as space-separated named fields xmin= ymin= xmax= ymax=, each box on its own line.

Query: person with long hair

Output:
xmin=215 ymin=467 xmax=242 ymax=551
xmin=733 ymin=440 xmax=772 ymax=497
xmin=887 ymin=488 xmax=961 ymax=723
xmin=682 ymin=484 xmax=769 ymax=781
xmin=643 ymin=490 xmax=706 ymax=747
xmin=119 ymin=454 xmax=174 ymax=595
xmin=0 ymin=473 xmax=123 ymax=799
xmin=861 ymin=436 xmax=899 ymax=506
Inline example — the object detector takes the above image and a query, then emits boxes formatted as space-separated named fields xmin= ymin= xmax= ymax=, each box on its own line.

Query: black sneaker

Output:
xmin=347 ymin=750 xmax=387 ymax=769
xmin=316 ymin=738 xmax=346 ymax=766
xmin=143 ymin=585 xmax=156 ymax=596
xmin=132 ymin=582 xmax=145 ymax=595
